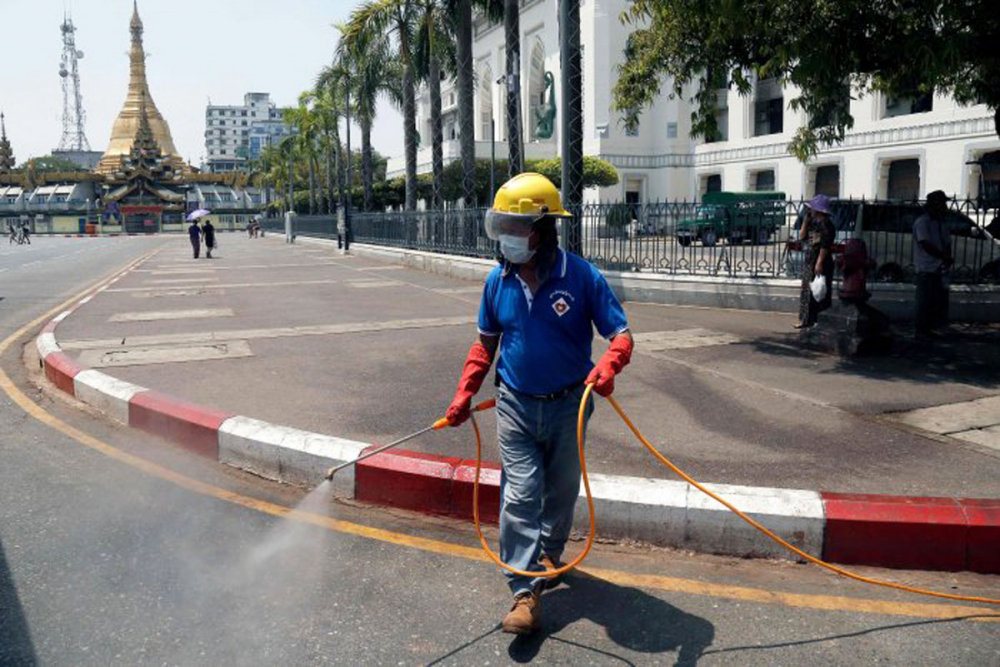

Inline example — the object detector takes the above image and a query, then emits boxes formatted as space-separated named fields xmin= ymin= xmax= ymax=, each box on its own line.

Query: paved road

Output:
xmin=2 ymin=236 xmax=999 ymax=666
xmin=50 ymin=235 xmax=1000 ymax=495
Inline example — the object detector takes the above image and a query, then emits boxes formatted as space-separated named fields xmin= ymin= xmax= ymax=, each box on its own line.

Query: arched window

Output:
xmin=479 ymin=66 xmax=493 ymax=141
xmin=527 ymin=41 xmax=546 ymax=141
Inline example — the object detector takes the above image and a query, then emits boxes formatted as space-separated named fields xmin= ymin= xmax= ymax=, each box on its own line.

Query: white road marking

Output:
xmin=346 ymin=280 xmax=404 ymax=289
xmin=79 ymin=340 xmax=253 ymax=367
xmin=109 ymin=308 xmax=235 ymax=322
xmin=108 ymin=279 xmax=341 ymax=294
xmin=150 ymin=269 xmax=218 ymax=275
xmin=145 ymin=277 xmax=219 ymax=285
xmin=59 ymin=315 xmax=477 ymax=350
xmin=434 ymin=286 xmax=483 ymax=294
xmin=138 ymin=261 xmax=340 ymax=272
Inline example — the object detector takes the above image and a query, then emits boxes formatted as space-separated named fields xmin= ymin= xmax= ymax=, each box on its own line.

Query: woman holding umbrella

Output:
xmin=187 ymin=209 xmax=209 ymax=259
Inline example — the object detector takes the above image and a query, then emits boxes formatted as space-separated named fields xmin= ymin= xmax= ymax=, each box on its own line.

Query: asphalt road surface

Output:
xmin=1 ymin=235 xmax=998 ymax=666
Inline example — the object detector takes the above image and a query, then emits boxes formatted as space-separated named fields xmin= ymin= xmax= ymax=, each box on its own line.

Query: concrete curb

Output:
xmin=33 ymin=259 xmax=1000 ymax=574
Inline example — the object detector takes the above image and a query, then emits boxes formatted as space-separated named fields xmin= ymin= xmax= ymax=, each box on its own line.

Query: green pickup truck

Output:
xmin=676 ymin=191 xmax=787 ymax=247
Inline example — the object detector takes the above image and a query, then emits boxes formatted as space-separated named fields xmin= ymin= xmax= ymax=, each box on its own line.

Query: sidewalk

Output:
xmin=50 ymin=235 xmax=1000 ymax=495
xmin=35 ymin=235 xmax=1000 ymax=572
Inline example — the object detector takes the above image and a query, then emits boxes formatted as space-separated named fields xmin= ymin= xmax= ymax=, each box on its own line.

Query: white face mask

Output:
xmin=500 ymin=234 xmax=535 ymax=264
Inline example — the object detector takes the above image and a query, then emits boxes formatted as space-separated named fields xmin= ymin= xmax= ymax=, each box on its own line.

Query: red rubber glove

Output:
xmin=585 ymin=334 xmax=633 ymax=397
xmin=446 ymin=342 xmax=493 ymax=426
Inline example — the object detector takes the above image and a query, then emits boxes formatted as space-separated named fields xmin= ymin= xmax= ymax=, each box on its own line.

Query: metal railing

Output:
xmin=262 ymin=198 xmax=1000 ymax=284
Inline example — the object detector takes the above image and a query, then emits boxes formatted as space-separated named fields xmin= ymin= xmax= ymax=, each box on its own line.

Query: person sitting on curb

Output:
xmin=445 ymin=173 xmax=634 ymax=635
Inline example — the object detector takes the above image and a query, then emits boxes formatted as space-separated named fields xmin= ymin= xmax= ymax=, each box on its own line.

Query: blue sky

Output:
xmin=1 ymin=0 xmax=404 ymax=166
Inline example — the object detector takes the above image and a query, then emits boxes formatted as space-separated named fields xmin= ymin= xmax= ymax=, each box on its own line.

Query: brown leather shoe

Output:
xmin=538 ymin=554 xmax=566 ymax=590
xmin=502 ymin=591 xmax=541 ymax=635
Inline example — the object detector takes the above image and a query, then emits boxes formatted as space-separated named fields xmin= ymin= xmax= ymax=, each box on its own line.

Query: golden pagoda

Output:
xmin=94 ymin=1 xmax=187 ymax=177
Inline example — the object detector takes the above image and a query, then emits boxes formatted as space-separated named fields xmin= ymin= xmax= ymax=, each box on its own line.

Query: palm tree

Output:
xmin=348 ymin=0 xmax=421 ymax=211
xmin=335 ymin=26 xmax=399 ymax=212
xmin=450 ymin=0 xmax=503 ymax=206
xmin=414 ymin=0 xmax=451 ymax=210
xmin=284 ymin=96 xmax=322 ymax=214
xmin=313 ymin=66 xmax=347 ymax=214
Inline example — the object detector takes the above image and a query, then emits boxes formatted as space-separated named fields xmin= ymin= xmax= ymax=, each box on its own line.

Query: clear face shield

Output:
xmin=484 ymin=210 xmax=539 ymax=241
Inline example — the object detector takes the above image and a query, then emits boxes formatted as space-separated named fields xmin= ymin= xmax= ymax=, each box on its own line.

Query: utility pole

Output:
xmin=559 ymin=0 xmax=583 ymax=254
xmin=344 ymin=82 xmax=353 ymax=251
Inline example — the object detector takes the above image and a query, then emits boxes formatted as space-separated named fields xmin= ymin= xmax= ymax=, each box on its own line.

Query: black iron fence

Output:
xmin=264 ymin=198 xmax=1000 ymax=284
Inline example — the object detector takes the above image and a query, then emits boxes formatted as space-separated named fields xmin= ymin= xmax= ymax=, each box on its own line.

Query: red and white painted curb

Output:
xmin=34 ymin=286 xmax=1000 ymax=575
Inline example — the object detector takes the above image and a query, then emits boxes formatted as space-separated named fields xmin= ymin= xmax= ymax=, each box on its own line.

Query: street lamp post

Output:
xmin=344 ymin=80 xmax=353 ymax=252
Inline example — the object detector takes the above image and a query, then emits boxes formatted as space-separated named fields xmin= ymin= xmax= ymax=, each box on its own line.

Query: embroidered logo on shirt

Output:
xmin=552 ymin=296 xmax=570 ymax=317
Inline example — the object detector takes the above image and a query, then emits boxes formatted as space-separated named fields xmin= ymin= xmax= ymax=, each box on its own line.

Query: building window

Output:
xmin=884 ymin=91 xmax=933 ymax=118
xmin=753 ymin=78 xmax=783 ymax=136
xmin=707 ymin=88 xmax=728 ymax=143
xmin=814 ymin=165 xmax=840 ymax=197
xmin=666 ymin=122 xmax=678 ymax=139
xmin=625 ymin=123 xmax=639 ymax=138
xmin=701 ymin=174 xmax=722 ymax=194
xmin=886 ymin=159 xmax=920 ymax=200
xmin=479 ymin=67 xmax=493 ymax=141
xmin=973 ymin=150 xmax=1000 ymax=204
xmin=752 ymin=169 xmax=776 ymax=192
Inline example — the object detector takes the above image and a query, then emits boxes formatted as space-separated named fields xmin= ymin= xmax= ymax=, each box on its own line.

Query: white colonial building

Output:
xmin=387 ymin=0 xmax=1000 ymax=204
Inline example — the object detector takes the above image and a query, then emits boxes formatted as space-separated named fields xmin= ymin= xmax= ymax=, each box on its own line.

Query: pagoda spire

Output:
xmin=95 ymin=1 xmax=186 ymax=177
xmin=0 ymin=112 xmax=15 ymax=172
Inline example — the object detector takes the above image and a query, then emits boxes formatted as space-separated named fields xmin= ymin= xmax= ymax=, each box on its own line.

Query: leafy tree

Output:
xmin=614 ymin=0 xmax=1000 ymax=161
xmin=348 ymin=0 xmax=422 ymax=210
xmin=335 ymin=25 xmax=399 ymax=211
xmin=528 ymin=156 xmax=620 ymax=190
xmin=18 ymin=155 xmax=87 ymax=172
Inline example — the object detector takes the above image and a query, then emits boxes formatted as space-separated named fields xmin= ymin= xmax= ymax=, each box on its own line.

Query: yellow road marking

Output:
xmin=2 ymin=245 xmax=999 ymax=623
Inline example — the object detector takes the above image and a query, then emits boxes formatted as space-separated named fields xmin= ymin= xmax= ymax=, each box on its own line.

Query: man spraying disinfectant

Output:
xmin=445 ymin=173 xmax=634 ymax=635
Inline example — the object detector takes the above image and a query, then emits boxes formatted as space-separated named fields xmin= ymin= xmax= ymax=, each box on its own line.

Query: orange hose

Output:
xmin=467 ymin=384 xmax=1000 ymax=605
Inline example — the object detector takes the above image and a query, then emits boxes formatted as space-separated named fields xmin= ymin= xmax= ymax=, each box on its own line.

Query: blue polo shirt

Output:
xmin=478 ymin=249 xmax=629 ymax=395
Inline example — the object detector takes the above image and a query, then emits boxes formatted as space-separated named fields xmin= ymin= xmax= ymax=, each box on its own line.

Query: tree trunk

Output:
xmin=504 ymin=0 xmax=523 ymax=177
xmin=559 ymin=0 xmax=583 ymax=254
xmin=429 ymin=50 xmax=444 ymax=210
xmin=308 ymin=155 xmax=317 ymax=214
xmin=324 ymin=138 xmax=334 ymax=214
xmin=362 ymin=119 xmax=373 ymax=212
xmin=401 ymin=30 xmax=418 ymax=211
xmin=456 ymin=0 xmax=476 ymax=207
xmin=287 ymin=155 xmax=294 ymax=213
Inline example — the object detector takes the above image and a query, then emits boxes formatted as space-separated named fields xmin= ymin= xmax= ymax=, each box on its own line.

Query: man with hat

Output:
xmin=913 ymin=190 xmax=953 ymax=338
xmin=445 ymin=173 xmax=634 ymax=635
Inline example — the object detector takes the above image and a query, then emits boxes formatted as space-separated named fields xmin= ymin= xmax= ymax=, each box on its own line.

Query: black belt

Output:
xmin=500 ymin=379 xmax=583 ymax=402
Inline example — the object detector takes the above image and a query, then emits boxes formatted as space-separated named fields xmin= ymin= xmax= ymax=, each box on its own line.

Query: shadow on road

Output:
xmin=700 ymin=615 xmax=991 ymax=657
xmin=0 ymin=537 xmax=37 ymax=666
xmin=507 ymin=570 xmax=715 ymax=666
xmin=745 ymin=324 xmax=1000 ymax=391
xmin=425 ymin=570 xmax=714 ymax=666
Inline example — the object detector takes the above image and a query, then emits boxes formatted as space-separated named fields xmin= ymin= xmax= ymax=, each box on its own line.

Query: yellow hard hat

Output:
xmin=485 ymin=173 xmax=569 ymax=240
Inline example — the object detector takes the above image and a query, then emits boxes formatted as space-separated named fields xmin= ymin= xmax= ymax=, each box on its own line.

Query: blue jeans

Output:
xmin=496 ymin=382 xmax=594 ymax=595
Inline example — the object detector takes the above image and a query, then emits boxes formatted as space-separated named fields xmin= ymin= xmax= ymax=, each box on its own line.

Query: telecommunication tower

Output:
xmin=56 ymin=15 xmax=91 ymax=152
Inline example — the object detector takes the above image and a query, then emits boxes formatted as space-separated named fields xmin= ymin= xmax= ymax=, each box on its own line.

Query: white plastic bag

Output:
xmin=809 ymin=275 xmax=827 ymax=302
